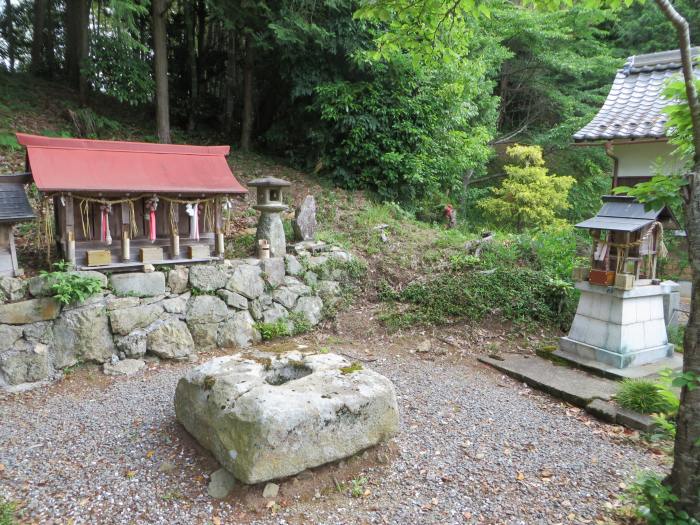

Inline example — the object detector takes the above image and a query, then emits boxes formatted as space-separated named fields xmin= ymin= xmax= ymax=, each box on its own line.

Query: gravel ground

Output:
xmin=0 ymin=322 xmax=666 ymax=525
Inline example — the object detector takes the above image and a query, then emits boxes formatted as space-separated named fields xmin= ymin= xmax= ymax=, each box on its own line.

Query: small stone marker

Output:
xmin=262 ymin=482 xmax=279 ymax=499
xmin=208 ymin=468 xmax=236 ymax=499
xmin=293 ymin=195 xmax=317 ymax=241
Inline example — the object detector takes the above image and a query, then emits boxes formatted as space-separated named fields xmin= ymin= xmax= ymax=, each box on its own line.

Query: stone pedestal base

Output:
xmin=558 ymin=282 xmax=673 ymax=369
xmin=256 ymin=212 xmax=286 ymax=257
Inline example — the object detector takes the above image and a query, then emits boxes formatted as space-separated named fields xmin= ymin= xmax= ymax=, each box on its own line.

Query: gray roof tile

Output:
xmin=0 ymin=179 xmax=35 ymax=223
xmin=573 ymin=48 xmax=700 ymax=142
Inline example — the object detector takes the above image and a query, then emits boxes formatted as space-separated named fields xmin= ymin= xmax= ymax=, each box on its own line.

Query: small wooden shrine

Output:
xmin=0 ymin=173 xmax=35 ymax=276
xmin=575 ymin=195 xmax=679 ymax=288
xmin=17 ymin=133 xmax=247 ymax=270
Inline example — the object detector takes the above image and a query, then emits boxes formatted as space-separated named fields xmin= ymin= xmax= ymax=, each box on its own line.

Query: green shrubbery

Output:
xmin=380 ymin=266 xmax=575 ymax=329
xmin=623 ymin=474 xmax=699 ymax=525
xmin=39 ymin=263 xmax=104 ymax=305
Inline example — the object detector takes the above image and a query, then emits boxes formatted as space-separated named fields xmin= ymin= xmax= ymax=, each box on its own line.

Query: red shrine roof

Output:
xmin=16 ymin=133 xmax=247 ymax=195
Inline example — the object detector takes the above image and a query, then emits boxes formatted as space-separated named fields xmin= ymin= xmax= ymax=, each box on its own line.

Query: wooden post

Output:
xmin=121 ymin=203 xmax=131 ymax=261
xmin=64 ymin=195 xmax=76 ymax=266
xmin=170 ymin=202 xmax=180 ymax=259
xmin=8 ymin=229 xmax=19 ymax=276
xmin=214 ymin=196 xmax=224 ymax=257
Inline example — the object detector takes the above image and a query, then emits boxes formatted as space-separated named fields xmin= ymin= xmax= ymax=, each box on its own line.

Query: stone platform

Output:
xmin=558 ymin=282 xmax=674 ymax=369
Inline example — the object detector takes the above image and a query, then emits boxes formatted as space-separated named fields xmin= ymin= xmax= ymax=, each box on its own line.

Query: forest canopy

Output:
xmin=0 ymin=0 xmax=697 ymax=212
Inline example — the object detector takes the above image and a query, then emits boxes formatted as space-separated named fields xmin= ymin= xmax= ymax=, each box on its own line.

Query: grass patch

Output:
xmin=0 ymin=498 xmax=17 ymax=525
xmin=615 ymin=378 xmax=677 ymax=415
xmin=255 ymin=319 xmax=290 ymax=340
xmin=226 ymin=233 xmax=256 ymax=259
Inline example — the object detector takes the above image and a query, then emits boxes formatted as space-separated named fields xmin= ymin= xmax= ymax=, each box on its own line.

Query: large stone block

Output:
xmin=167 ymin=266 xmax=189 ymax=294
xmin=225 ymin=265 xmax=265 ymax=299
xmin=0 ymin=341 xmax=51 ymax=386
xmin=110 ymin=272 xmax=166 ymax=298
xmin=0 ymin=324 xmax=23 ymax=352
xmin=147 ymin=318 xmax=195 ymax=360
xmin=189 ymin=265 xmax=229 ymax=292
xmin=293 ymin=296 xmax=324 ymax=326
xmin=0 ymin=298 xmax=61 ymax=325
xmin=53 ymin=301 xmax=115 ymax=366
xmin=0 ymin=276 xmax=27 ymax=303
xmin=109 ymin=304 xmax=164 ymax=336
xmin=174 ymin=353 xmax=399 ymax=484
xmin=217 ymin=311 xmax=261 ymax=349
xmin=261 ymin=258 xmax=285 ymax=287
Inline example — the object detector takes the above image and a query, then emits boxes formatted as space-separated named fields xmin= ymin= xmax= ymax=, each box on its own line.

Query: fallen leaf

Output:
xmin=516 ymin=472 xmax=525 ymax=481
xmin=0 ymin=464 xmax=5 ymax=473
xmin=125 ymin=470 xmax=137 ymax=479
xmin=78 ymin=498 xmax=89 ymax=507
xmin=146 ymin=450 xmax=155 ymax=459
xmin=212 ymin=517 xmax=221 ymax=525
xmin=363 ymin=489 xmax=371 ymax=497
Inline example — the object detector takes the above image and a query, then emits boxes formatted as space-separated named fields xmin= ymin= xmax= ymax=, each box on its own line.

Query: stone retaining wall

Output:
xmin=0 ymin=246 xmax=355 ymax=391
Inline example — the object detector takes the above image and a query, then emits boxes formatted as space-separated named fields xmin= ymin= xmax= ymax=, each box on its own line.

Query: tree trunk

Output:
xmin=77 ymin=0 xmax=89 ymax=105
xmin=240 ymin=35 xmax=254 ymax=152
xmin=64 ymin=0 xmax=89 ymax=101
xmin=652 ymin=0 xmax=700 ymax=517
xmin=184 ymin=1 xmax=197 ymax=133
xmin=31 ymin=0 xmax=48 ymax=74
xmin=45 ymin=0 xmax=57 ymax=77
xmin=3 ymin=0 xmax=14 ymax=72
xmin=152 ymin=0 xmax=171 ymax=144
xmin=224 ymin=29 xmax=236 ymax=134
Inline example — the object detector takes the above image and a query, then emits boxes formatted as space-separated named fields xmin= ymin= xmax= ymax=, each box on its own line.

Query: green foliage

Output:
xmin=615 ymin=378 xmax=677 ymax=415
xmin=289 ymin=312 xmax=312 ymax=336
xmin=226 ymin=234 xmax=256 ymax=259
xmin=624 ymin=473 xmax=699 ymax=525
xmin=668 ymin=325 xmax=685 ymax=353
xmin=313 ymin=51 xmax=499 ymax=202
xmin=380 ymin=266 xmax=575 ymax=329
xmin=663 ymin=78 xmax=700 ymax=161
xmin=255 ymin=319 xmax=290 ymax=340
xmin=0 ymin=132 xmax=20 ymax=151
xmin=38 ymin=270 xmax=104 ymax=305
xmin=0 ymin=497 xmax=17 ymax=525
xmin=349 ymin=476 xmax=368 ymax=497
xmin=613 ymin=174 xmax=687 ymax=213
xmin=478 ymin=145 xmax=575 ymax=232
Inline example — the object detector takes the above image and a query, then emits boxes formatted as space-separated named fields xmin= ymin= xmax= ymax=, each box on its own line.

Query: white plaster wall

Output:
xmin=614 ymin=142 xmax=688 ymax=179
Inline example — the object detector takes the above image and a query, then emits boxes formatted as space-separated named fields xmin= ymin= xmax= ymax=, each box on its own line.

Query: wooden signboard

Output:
xmin=140 ymin=246 xmax=164 ymax=262
xmin=188 ymin=245 xmax=210 ymax=259
xmin=87 ymin=250 xmax=112 ymax=266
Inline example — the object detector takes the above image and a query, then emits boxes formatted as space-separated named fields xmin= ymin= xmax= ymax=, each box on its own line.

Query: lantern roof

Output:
xmin=247 ymin=176 xmax=291 ymax=187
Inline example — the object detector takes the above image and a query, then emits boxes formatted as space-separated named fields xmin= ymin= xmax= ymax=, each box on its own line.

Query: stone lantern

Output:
xmin=249 ymin=176 xmax=291 ymax=257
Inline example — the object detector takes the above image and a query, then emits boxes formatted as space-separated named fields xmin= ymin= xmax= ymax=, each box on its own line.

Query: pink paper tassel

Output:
xmin=149 ymin=209 xmax=157 ymax=242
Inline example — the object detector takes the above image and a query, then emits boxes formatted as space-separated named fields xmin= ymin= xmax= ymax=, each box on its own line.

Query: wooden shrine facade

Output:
xmin=17 ymin=133 xmax=247 ymax=270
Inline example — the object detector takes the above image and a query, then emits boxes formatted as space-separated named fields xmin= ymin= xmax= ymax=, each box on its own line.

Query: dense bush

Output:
xmin=312 ymin=55 xmax=498 ymax=203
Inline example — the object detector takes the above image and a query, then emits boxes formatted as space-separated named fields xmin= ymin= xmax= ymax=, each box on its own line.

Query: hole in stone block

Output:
xmin=265 ymin=362 xmax=312 ymax=385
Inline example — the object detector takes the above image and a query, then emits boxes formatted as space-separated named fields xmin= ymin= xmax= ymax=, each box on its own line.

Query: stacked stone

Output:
xmin=0 ymin=248 xmax=354 ymax=390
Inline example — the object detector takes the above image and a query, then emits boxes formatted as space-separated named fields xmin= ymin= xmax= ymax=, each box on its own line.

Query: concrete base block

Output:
xmin=558 ymin=337 xmax=674 ymax=369
xmin=560 ymin=282 xmax=673 ymax=370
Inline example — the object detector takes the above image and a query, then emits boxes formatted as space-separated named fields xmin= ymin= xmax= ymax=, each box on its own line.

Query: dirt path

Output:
xmin=0 ymin=307 xmax=666 ymax=525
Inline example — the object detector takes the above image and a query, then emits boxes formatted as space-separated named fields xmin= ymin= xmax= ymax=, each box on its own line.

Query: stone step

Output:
xmin=478 ymin=354 xmax=658 ymax=432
